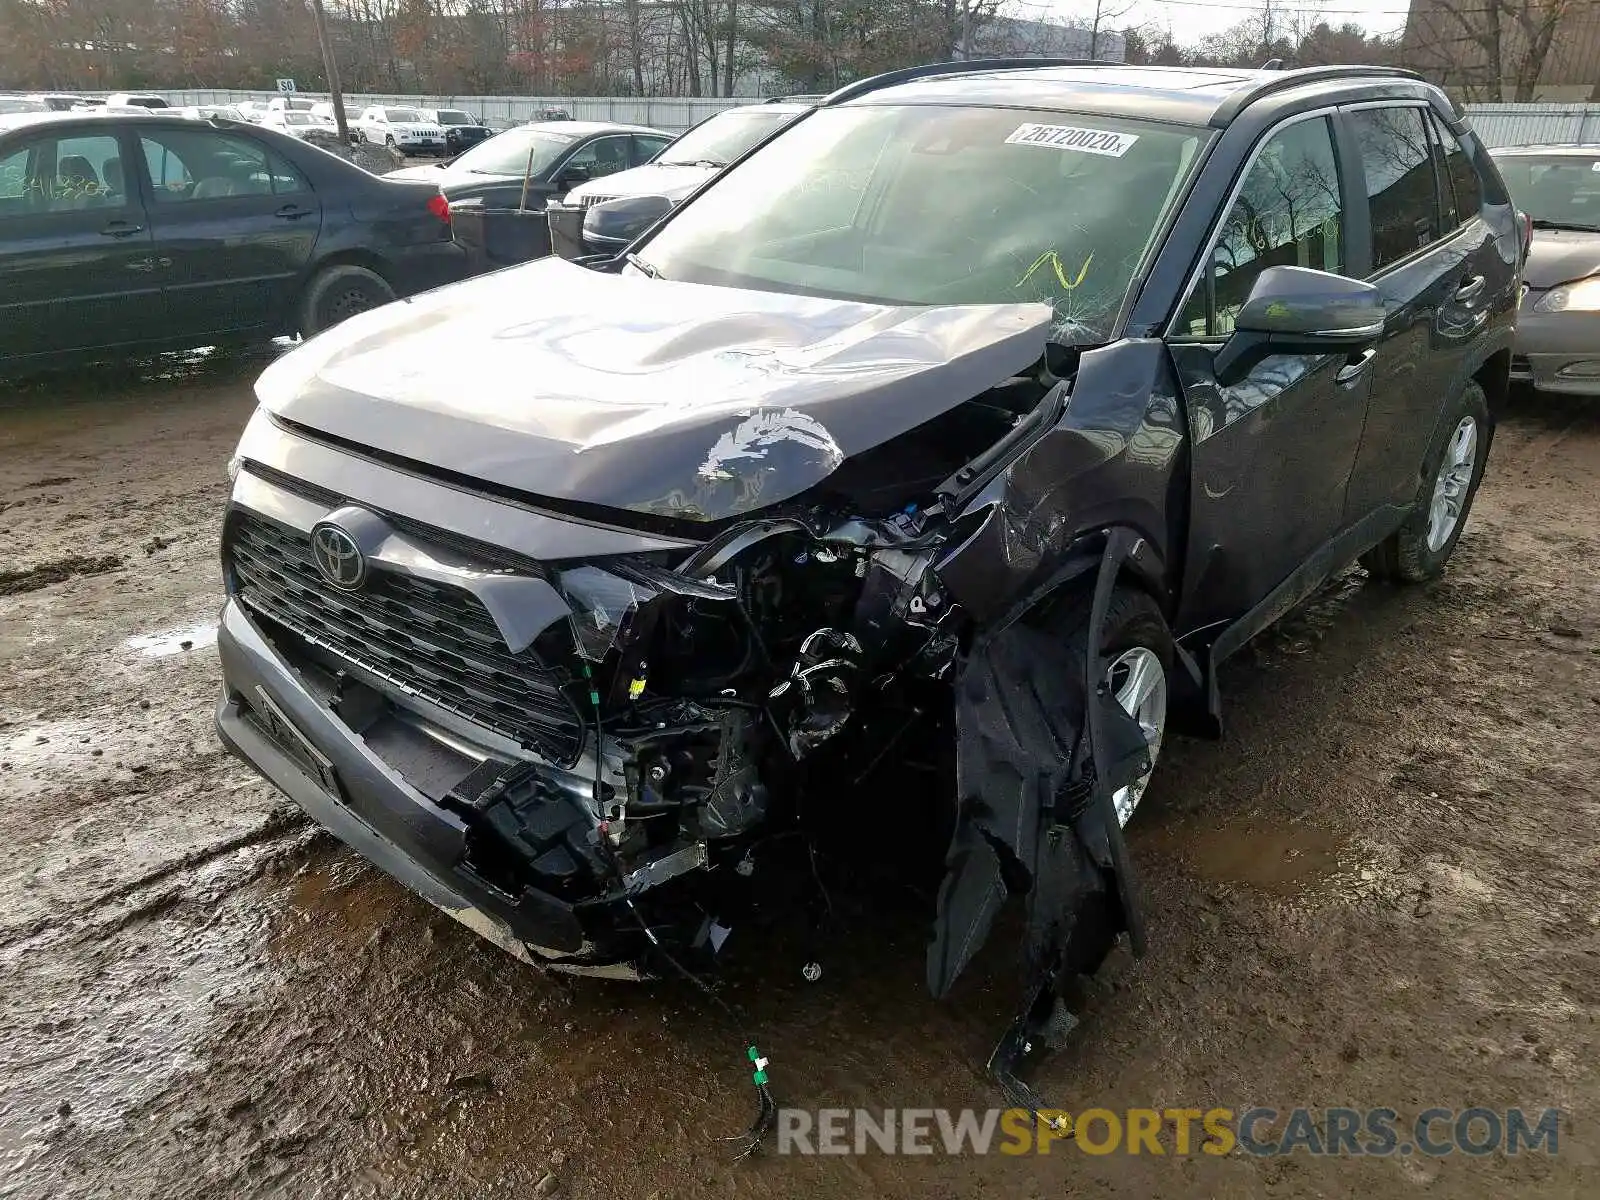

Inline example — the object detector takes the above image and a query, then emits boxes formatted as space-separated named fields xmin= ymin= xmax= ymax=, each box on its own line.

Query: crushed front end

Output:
xmin=214 ymin=407 xmax=982 ymax=978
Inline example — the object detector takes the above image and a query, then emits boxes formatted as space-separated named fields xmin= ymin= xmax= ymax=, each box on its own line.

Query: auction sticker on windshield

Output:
xmin=1006 ymin=124 xmax=1139 ymax=156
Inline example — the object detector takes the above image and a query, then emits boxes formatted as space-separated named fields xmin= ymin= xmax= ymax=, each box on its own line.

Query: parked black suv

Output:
xmin=216 ymin=62 xmax=1518 ymax=1078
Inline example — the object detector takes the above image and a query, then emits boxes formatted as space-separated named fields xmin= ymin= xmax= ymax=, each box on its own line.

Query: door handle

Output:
xmin=274 ymin=205 xmax=315 ymax=220
xmin=1453 ymin=274 xmax=1486 ymax=303
xmin=100 ymin=221 xmax=144 ymax=238
xmin=1335 ymin=348 xmax=1377 ymax=386
xmin=124 ymin=257 xmax=155 ymax=273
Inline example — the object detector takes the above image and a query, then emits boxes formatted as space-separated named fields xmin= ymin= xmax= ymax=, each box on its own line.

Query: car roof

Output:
xmin=0 ymin=110 xmax=260 ymax=135
xmin=832 ymin=62 xmax=1428 ymax=128
xmin=725 ymin=102 xmax=813 ymax=116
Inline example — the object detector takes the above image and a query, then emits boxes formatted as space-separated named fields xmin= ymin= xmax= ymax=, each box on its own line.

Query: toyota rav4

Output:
xmin=215 ymin=61 xmax=1519 ymax=1086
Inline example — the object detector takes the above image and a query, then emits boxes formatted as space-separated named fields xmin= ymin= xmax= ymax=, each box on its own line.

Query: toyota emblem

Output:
xmin=310 ymin=522 xmax=367 ymax=590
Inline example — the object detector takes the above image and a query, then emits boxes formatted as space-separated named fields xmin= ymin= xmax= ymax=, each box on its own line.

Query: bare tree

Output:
xmin=1403 ymin=0 xmax=1583 ymax=102
xmin=1082 ymin=0 xmax=1135 ymax=60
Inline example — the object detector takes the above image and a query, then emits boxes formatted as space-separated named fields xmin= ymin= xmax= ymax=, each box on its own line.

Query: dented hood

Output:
xmin=256 ymin=257 xmax=1052 ymax=523
xmin=1523 ymin=226 xmax=1600 ymax=290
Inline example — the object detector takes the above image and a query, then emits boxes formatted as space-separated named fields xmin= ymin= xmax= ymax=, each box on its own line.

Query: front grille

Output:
xmin=576 ymin=194 xmax=617 ymax=209
xmin=227 ymin=509 xmax=585 ymax=765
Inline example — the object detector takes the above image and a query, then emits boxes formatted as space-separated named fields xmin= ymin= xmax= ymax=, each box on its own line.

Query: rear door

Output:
xmin=1338 ymin=103 xmax=1501 ymax=520
xmin=1169 ymin=113 xmax=1375 ymax=632
xmin=134 ymin=125 xmax=322 ymax=338
xmin=0 ymin=124 xmax=161 ymax=360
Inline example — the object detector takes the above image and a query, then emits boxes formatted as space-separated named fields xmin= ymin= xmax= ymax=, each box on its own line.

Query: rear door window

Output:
xmin=1348 ymin=106 xmax=1443 ymax=271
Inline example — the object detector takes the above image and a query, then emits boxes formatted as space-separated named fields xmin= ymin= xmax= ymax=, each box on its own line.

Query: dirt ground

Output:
xmin=2 ymin=353 xmax=1597 ymax=1199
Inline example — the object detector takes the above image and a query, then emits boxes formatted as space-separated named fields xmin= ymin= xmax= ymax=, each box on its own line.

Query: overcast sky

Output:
xmin=1034 ymin=0 xmax=1415 ymax=44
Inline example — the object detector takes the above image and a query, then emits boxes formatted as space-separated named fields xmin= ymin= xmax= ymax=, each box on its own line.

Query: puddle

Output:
xmin=123 ymin=621 xmax=217 ymax=659
xmin=1145 ymin=819 xmax=1351 ymax=895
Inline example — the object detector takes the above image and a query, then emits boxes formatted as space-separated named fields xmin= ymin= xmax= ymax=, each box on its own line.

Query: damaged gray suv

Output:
xmin=215 ymin=61 xmax=1518 ymax=1093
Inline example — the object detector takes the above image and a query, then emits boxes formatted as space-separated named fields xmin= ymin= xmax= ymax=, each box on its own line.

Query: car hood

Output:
xmin=568 ymin=161 xmax=718 ymax=204
xmin=255 ymin=257 xmax=1053 ymax=525
xmin=1524 ymin=227 xmax=1600 ymax=290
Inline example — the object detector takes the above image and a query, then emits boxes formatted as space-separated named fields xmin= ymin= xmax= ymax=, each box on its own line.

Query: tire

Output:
xmin=1057 ymin=586 xmax=1173 ymax=827
xmin=385 ymin=135 xmax=397 ymax=150
xmin=1361 ymin=380 xmax=1490 ymax=584
xmin=297 ymin=264 xmax=395 ymax=337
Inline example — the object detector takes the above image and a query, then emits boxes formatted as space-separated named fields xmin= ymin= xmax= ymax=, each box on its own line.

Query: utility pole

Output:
xmin=309 ymin=0 xmax=350 ymax=145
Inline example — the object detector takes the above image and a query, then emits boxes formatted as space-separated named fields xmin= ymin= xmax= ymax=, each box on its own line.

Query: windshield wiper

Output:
xmin=1531 ymin=218 xmax=1600 ymax=232
xmin=624 ymin=252 xmax=663 ymax=279
xmin=664 ymin=158 xmax=726 ymax=169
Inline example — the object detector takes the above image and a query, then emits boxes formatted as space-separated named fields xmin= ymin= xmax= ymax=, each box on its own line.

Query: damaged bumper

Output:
xmin=216 ymin=600 xmax=653 ymax=975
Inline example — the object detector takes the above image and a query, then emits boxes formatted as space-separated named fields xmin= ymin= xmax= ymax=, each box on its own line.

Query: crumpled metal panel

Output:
xmin=256 ymin=257 xmax=1053 ymax=523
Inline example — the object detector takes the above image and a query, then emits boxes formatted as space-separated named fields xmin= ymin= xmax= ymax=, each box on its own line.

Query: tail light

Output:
xmin=426 ymin=192 xmax=451 ymax=225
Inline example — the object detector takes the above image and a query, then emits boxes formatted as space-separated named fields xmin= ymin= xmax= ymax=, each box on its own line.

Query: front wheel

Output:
xmin=297 ymin=264 xmax=395 ymax=337
xmin=1361 ymin=380 xmax=1490 ymax=583
xmin=1060 ymin=587 xmax=1172 ymax=826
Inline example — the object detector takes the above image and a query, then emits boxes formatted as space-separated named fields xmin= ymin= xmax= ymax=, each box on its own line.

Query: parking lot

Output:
xmin=1 ymin=352 xmax=1596 ymax=1198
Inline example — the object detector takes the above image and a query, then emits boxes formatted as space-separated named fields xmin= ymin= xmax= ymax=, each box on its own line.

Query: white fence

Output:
xmin=164 ymin=90 xmax=751 ymax=132
xmin=1462 ymin=104 xmax=1600 ymax=149
xmin=124 ymin=92 xmax=1600 ymax=145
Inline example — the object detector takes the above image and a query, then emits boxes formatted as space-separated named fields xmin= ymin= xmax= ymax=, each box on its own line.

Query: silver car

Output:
xmin=1494 ymin=144 xmax=1600 ymax=396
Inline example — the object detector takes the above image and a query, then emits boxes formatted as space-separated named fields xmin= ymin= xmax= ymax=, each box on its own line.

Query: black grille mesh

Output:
xmin=227 ymin=509 xmax=584 ymax=765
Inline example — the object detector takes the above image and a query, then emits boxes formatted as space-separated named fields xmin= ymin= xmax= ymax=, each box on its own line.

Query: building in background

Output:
xmin=1402 ymin=0 xmax=1600 ymax=102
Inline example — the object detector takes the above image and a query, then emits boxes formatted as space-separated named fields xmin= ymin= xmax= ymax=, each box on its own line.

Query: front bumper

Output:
xmin=215 ymin=598 xmax=643 ymax=975
xmin=1511 ymin=309 xmax=1600 ymax=395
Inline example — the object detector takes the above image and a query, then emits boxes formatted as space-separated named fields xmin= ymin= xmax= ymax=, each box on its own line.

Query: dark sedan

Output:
xmin=384 ymin=120 xmax=669 ymax=212
xmin=0 ymin=111 xmax=466 ymax=371
xmin=421 ymin=108 xmax=495 ymax=155
xmin=550 ymin=100 xmax=812 ymax=258
xmin=1493 ymin=144 xmax=1600 ymax=395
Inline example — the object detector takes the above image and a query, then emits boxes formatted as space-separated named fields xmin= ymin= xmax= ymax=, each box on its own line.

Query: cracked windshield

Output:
xmin=636 ymin=105 xmax=1205 ymax=342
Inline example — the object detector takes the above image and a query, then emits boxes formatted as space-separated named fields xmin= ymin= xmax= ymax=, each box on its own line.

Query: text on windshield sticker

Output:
xmin=1005 ymin=123 xmax=1139 ymax=157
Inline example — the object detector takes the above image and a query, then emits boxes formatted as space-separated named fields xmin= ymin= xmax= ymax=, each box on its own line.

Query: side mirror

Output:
xmin=1213 ymin=266 xmax=1386 ymax=386
xmin=582 ymin=194 xmax=672 ymax=251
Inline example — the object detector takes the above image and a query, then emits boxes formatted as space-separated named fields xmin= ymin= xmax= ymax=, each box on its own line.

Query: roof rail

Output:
xmin=821 ymin=58 xmax=1113 ymax=107
xmin=1208 ymin=64 xmax=1425 ymax=127
xmin=765 ymin=93 xmax=826 ymax=104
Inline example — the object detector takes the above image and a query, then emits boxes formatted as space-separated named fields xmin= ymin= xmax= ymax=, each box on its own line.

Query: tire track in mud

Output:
xmin=0 ymin=555 xmax=125 ymax=598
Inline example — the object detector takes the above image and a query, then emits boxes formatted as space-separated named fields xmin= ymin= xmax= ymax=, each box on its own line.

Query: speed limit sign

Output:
xmin=276 ymin=78 xmax=297 ymax=93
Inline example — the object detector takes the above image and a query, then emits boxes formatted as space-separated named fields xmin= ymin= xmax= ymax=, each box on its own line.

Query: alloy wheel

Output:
xmin=1106 ymin=645 xmax=1167 ymax=826
xmin=1426 ymin=415 xmax=1478 ymax=552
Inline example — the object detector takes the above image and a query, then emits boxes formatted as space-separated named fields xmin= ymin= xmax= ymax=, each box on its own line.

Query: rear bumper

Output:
xmin=382 ymin=240 xmax=469 ymax=297
xmin=1512 ymin=311 xmax=1600 ymax=395
xmin=214 ymin=597 xmax=637 ymax=973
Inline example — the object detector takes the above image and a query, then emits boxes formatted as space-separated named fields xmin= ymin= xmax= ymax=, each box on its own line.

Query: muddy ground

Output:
xmin=1 ymin=354 xmax=1597 ymax=1199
